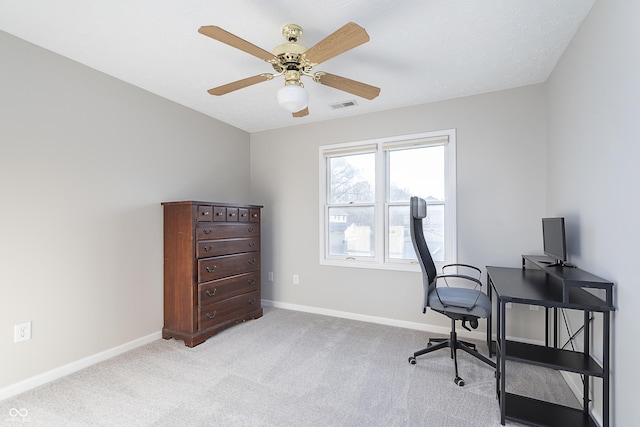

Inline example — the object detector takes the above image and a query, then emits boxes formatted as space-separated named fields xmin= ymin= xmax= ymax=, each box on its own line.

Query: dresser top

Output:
xmin=162 ymin=201 xmax=263 ymax=208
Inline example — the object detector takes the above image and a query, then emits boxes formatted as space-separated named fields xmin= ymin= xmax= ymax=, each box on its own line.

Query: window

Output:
xmin=319 ymin=130 xmax=456 ymax=270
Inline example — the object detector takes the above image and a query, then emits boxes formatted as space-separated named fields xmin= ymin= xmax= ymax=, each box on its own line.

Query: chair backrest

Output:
xmin=410 ymin=197 xmax=438 ymax=308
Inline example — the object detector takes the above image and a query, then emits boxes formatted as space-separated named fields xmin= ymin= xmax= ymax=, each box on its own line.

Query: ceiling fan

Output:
xmin=198 ymin=22 xmax=381 ymax=117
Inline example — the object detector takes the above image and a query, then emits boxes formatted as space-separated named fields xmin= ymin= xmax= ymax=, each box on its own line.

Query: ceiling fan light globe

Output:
xmin=277 ymin=84 xmax=308 ymax=112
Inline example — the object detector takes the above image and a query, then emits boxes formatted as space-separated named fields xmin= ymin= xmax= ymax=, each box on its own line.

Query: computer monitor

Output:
xmin=542 ymin=217 xmax=567 ymax=266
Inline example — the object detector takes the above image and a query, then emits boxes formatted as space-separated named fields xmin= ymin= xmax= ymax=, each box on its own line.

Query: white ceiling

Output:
xmin=0 ymin=0 xmax=596 ymax=133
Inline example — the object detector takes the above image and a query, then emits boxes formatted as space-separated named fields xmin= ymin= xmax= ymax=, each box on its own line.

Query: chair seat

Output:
xmin=428 ymin=287 xmax=491 ymax=318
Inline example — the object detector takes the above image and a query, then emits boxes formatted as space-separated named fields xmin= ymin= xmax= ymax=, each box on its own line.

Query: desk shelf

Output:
xmin=505 ymin=393 xmax=598 ymax=427
xmin=505 ymin=340 xmax=603 ymax=377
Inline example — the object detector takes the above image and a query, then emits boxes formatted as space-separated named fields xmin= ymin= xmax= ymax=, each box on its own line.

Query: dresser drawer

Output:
xmin=198 ymin=252 xmax=260 ymax=282
xmin=197 ymin=237 xmax=259 ymax=258
xmin=250 ymin=208 xmax=260 ymax=223
xmin=198 ymin=290 xmax=260 ymax=330
xmin=198 ymin=272 xmax=260 ymax=307
xmin=225 ymin=207 xmax=239 ymax=222
xmin=197 ymin=205 xmax=213 ymax=222
xmin=197 ymin=223 xmax=260 ymax=240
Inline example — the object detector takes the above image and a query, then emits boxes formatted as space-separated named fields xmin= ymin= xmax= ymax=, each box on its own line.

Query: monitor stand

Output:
xmin=538 ymin=259 xmax=575 ymax=268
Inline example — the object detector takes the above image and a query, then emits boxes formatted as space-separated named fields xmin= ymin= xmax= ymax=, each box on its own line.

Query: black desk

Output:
xmin=486 ymin=261 xmax=614 ymax=427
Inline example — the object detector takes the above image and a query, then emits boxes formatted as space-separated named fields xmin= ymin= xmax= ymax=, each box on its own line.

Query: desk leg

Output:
xmin=603 ymin=310 xmax=610 ymax=427
xmin=554 ymin=307 xmax=558 ymax=348
xmin=494 ymin=290 xmax=500 ymax=400
xmin=583 ymin=311 xmax=590 ymax=416
xmin=487 ymin=277 xmax=494 ymax=357
xmin=545 ymin=307 xmax=549 ymax=347
xmin=499 ymin=299 xmax=506 ymax=425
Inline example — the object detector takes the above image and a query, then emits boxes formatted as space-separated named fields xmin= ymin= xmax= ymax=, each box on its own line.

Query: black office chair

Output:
xmin=408 ymin=196 xmax=495 ymax=386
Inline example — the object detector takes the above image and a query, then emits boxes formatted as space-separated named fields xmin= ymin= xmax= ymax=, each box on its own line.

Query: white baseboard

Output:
xmin=0 ymin=331 xmax=161 ymax=402
xmin=262 ymin=299 xmax=491 ymax=342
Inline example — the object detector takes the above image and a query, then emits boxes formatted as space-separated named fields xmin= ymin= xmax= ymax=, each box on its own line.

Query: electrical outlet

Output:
xmin=293 ymin=274 xmax=299 ymax=285
xmin=14 ymin=321 xmax=31 ymax=343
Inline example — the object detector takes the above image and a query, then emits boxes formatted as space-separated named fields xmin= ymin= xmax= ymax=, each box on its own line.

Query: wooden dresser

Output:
xmin=161 ymin=201 xmax=263 ymax=347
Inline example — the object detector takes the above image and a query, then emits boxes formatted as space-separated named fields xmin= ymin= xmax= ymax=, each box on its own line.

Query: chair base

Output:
xmin=408 ymin=319 xmax=496 ymax=386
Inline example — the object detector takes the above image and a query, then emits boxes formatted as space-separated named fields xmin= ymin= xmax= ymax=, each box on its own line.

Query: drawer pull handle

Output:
xmin=206 ymin=266 xmax=217 ymax=273
xmin=248 ymin=278 xmax=256 ymax=285
xmin=205 ymin=311 xmax=217 ymax=319
xmin=248 ymin=259 xmax=256 ymax=265
xmin=249 ymin=242 xmax=255 ymax=247
xmin=241 ymin=213 xmax=247 ymax=217
xmin=216 ymin=212 xmax=223 ymax=216
xmin=229 ymin=213 xmax=236 ymax=217
xmin=202 ymin=211 xmax=210 ymax=215
xmin=252 ymin=213 xmax=258 ymax=218
xmin=248 ymin=298 xmax=256 ymax=305
xmin=205 ymin=288 xmax=217 ymax=297
xmin=204 ymin=246 xmax=212 ymax=252
xmin=204 ymin=229 xmax=212 ymax=234
xmin=248 ymin=228 xmax=255 ymax=232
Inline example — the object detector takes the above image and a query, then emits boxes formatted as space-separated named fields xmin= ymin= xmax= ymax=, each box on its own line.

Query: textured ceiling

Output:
xmin=0 ymin=0 xmax=596 ymax=132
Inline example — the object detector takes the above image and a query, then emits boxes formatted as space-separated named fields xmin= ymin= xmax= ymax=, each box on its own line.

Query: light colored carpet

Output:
xmin=0 ymin=307 xmax=579 ymax=426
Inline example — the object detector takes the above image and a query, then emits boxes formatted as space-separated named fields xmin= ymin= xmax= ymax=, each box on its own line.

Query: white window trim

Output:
xmin=319 ymin=129 xmax=457 ymax=272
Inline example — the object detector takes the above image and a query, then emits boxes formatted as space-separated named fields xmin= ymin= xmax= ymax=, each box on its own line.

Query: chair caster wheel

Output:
xmin=408 ymin=357 xmax=416 ymax=365
xmin=454 ymin=377 xmax=465 ymax=386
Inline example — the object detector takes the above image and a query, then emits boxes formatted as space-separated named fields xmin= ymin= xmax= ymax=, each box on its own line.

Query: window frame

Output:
xmin=319 ymin=129 xmax=457 ymax=271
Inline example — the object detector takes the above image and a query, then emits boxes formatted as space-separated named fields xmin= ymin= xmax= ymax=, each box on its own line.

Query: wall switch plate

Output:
xmin=268 ymin=272 xmax=274 ymax=282
xmin=293 ymin=274 xmax=299 ymax=285
xmin=14 ymin=321 xmax=31 ymax=343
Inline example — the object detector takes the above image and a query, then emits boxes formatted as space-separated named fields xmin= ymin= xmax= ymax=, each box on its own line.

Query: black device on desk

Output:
xmin=540 ymin=217 xmax=575 ymax=267
xmin=541 ymin=217 xmax=571 ymax=267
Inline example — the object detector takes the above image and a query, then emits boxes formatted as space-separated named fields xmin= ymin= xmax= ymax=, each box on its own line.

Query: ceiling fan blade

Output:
xmin=199 ymin=26 xmax=277 ymax=62
xmin=304 ymin=22 xmax=370 ymax=65
xmin=208 ymin=74 xmax=272 ymax=96
xmin=292 ymin=107 xmax=309 ymax=118
xmin=316 ymin=72 xmax=380 ymax=100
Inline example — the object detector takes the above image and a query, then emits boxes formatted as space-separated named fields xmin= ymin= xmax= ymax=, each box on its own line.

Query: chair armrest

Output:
xmin=442 ymin=263 xmax=482 ymax=275
xmin=435 ymin=273 xmax=483 ymax=288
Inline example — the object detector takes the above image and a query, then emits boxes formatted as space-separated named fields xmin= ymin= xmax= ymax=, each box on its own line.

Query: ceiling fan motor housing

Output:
xmin=272 ymin=42 xmax=310 ymax=73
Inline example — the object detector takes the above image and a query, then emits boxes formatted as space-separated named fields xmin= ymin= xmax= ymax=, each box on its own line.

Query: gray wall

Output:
xmin=250 ymin=84 xmax=548 ymax=335
xmin=546 ymin=0 xmax=639 ymax=424
xmin=0 ymin=31 xmax=251 ymax=389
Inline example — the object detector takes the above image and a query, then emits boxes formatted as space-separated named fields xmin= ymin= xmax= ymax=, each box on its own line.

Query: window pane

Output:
xmin=388 ymin=146 xmax=444 ymax=202
xmin=329 ymin=153 xmax=375 ymax=203
xmin=388 ymin=204 xmax=444 ymax=262
xmin=328 ymin=206 xmax=375 ymax=257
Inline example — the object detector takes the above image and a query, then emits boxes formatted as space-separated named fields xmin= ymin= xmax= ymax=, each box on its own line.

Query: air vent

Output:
xmin=329 ymin=100 xmax=358 ymax=110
